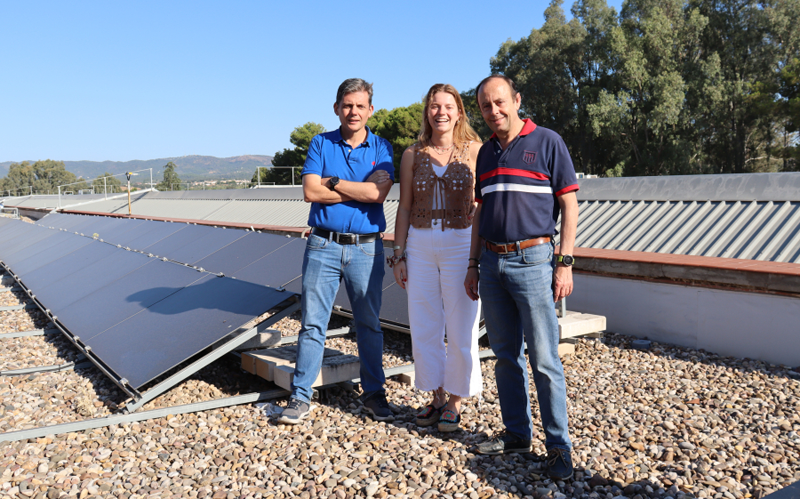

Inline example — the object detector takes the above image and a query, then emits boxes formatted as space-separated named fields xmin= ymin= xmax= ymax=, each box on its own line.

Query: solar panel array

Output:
xmin=0 ymin=214 xmax=303 ymax=390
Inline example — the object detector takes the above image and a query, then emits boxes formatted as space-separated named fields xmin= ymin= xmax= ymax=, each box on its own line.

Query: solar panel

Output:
xmin=19 ymin=241 xmax=120 ymax=292
xmin=86 ymin=217 xmax=148 ymax=241
xmin=143 ymin=224 xmax=248 ymax=265
xmin=229 ymin=238 xmax=306 ymax=291
xmin=194 ymin=232 xmax=297 ymax=277
xmin=88 ymin=275 xmax=291 ymax=388
xmin=32 ymin=247 xmax=153 ymax=314
xmin=4 ymin=232 xmax=95 ymax=276
xmin=56 ymin=259 xmax=207 ymax=343
xmin=38 ymin=213 xmax=90 ymax=230
xmin=0 ymin=222 xmax=49 ymax=255
xmin=0 ymin=226 xmax=64 ymax=265
xmin=105 ymin=220 xmax=187 ymax=248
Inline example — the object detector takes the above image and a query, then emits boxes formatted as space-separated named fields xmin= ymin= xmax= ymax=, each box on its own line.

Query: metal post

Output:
xmin=149 ymin=168 xmax=153 ymax=191
xmin=58 ymin=186 xmax=61 ymax=209
xmin=126 ymin=172 xmax=132 ymax=215
xmin=292 ymin=167 xmax=295 ymax=187
xmin=258 ymin=167 xmax=261 ymax=188
xmin=104 ymin=177 xmax=107 ymax=199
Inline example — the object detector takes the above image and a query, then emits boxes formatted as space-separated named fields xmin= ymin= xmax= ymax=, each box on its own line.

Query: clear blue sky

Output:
xmin=1 ymin=0 xmax=622 ymax=163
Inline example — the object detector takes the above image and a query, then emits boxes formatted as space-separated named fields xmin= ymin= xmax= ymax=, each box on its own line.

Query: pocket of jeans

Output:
xmin=521 ymin=243 xmax=552 ymax=265
xmin=358 ymin=240 xmax=382 ymax=257
xmin=307 ymin=234 xmax=329 ymax=250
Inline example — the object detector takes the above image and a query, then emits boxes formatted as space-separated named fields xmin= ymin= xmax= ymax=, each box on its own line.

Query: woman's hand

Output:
xmin=464 ymin=267 xmax=479 ymax=300
xmin=393 ymin=260 xmax=408 ymax=289
xmin=467 ymin=202 xmax=478 ymax=222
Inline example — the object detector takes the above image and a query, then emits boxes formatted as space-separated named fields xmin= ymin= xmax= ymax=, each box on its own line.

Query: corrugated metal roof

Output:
xmin=560 ymin=200 xmax=800 ymax=262
xmin=23 ymin=172 xmax=800 ymax=263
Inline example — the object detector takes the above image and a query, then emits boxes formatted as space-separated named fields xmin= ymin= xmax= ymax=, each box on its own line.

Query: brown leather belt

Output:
xmin=311 ymin=228 xmax=381 ymax=245
xmin=483 ymin=236 xmax=552 ymax=254
xmin=430 ymin=209 xmax=446 ymax=220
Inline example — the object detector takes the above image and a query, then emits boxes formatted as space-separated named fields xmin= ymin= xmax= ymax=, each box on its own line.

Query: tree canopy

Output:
xmin=258 ymin=122 xmax=327 ymax=186
xmin=0 ymin=160 xmax=88 ymax=196
xmin=156 ymin=162 xmax=183 ymax=191
xmin=92 ymin=172 xmax=123 ymax=194
xmin=485 ymin=0 xmax=799 ymax=175
xmin=367 ymin=103 xmax=425 ymax=171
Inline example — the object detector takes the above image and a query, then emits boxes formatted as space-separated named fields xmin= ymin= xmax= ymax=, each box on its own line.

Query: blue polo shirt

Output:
xmin=302 ymin=127 xmax=394 ymax=234
xmin=476 ymin=119 xmax=578 ymax=243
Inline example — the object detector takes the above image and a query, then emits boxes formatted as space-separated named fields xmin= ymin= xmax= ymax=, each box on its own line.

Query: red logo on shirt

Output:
xmin=523 ymin=151 xmax=537 ymax=164
xmin=372 ymin=161 xmax=375 ymax=165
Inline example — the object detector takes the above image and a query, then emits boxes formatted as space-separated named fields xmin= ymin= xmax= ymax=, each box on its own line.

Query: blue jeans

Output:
xmin=479 ymin=241 xmax=571 ymax=451
xmin=291 ymin=233 xmax=386 ymax=403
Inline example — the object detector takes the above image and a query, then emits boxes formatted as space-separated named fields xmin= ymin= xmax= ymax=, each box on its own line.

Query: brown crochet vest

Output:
xmin=410 ymin=142 xmax=476 ymax=230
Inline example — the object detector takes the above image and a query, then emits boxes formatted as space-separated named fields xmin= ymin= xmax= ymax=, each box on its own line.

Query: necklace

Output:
xmin=430 ymin=142 xmax=454 ymax=155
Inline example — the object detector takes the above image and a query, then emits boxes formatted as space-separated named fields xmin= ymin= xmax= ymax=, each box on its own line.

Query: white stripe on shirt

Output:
xmin=481 ymin=183 xmax=553 ymax=196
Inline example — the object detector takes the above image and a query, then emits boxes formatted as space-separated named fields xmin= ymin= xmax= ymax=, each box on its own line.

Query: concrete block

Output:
xmin=234 ymin=329 xmax=282 ymax=352
xmin=398 ymin=372 xmax=415 ymax=386
xmin=558 ymin=313 xmax=606 ymax=339
xmin=241 ymin=345 xmax=341 ymax=380
xmin=558 ymin=342 xmax=575 ymax=357
xmin=273 ymin=354 xmax=362 ymax=391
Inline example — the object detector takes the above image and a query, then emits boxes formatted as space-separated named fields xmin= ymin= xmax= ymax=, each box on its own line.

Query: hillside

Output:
xmin=0 ymin=155 xmax=274 ymax=181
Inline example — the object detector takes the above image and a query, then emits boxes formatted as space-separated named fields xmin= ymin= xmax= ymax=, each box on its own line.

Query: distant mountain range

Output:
xmin=0 ymin=155 xmax=274 ymax=182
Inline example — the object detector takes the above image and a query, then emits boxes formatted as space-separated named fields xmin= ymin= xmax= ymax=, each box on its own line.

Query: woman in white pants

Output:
xmin=390 ymin=83 xmax=482 ymax=432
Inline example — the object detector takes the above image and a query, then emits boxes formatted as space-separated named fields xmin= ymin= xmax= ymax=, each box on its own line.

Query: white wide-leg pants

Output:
xmin=406 ymin=224 xmax=483 ymax=398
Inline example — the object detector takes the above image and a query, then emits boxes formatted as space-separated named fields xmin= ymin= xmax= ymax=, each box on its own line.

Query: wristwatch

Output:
xmin=558 ymin=254 xmax=575 ymax=267
xmin=328 ymin=176 xmax=340 ymax=191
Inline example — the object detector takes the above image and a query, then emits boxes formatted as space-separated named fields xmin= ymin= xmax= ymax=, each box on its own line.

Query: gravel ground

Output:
xmin=1 ymin=269 xmax=799 ymax=499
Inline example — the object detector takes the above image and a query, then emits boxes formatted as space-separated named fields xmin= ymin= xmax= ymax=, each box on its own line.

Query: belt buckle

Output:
xmin=497 ymin=243 xmax=511 ymax=254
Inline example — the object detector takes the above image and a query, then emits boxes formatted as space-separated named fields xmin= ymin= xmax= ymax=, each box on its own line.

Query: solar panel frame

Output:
xmin=4 ymin=232 xmax=95 ymax=276
xmin=56 ymin=259 xmax=208 ymax=343
xmin=143 ymin=224 xmax=249 ymax=265
xmin=194 ymin=232 xmax=297 ymax=277
xmin=88 ymin=275 xmax=292 ymax=388
xmin=31 ymin=247 xmax=154 ymax=314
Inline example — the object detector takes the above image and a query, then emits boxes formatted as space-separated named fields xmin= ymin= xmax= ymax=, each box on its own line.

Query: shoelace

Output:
xmin=286 ymin=399 xmax=304 ymax=411
xmin=547 ymin=448 xmax=569 ymax=467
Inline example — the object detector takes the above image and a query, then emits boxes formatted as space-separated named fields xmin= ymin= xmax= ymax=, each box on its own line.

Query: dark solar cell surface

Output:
xmin=194 ymin=232 xmax=296 ymax=277
xmin=144 ymin=224 xmax=248 ymax=265
xmin=0 ymin=222 xmax=48 ymax=255
xmin=89 ymin=275 xmax=291 ymax=388
xmin=0 ymin=218 xmax=13 ymax=228
xmin=33 ymin=248 xmax=153 ymax=313
xmin=90 ymin=218 xmax=148 ymax=241
xmin=19 ymin=241 xmax=119 ymax=291
xmin=5 ymin=232 xmax=95 ymax=276
xmin=107 ymin=220 xmax=187 ymax=248
xmin=60 ymin=216 xmax=125 ymax=236
xmin=57 ymin=259 xmax=207 ymax=342
xmin=230 ymin=238 xmax=305 ymax=290
xmin=0 ymin=227 xmax=64 ymax=265
xmin=38 ymin=213 xmax=89 ymax=230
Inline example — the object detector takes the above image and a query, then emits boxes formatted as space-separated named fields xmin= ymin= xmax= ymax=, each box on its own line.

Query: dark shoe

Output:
xmin=546 ymin=447 xmax=574 ymax=480
xmin=276 ymin=398 xmax=310 ymax=425
xmin=362 ymin=392 xmax=394 ymax=421
xmin=474 ymin=430 xmax=531 ymax=455
xmin=437 ymin=408 xmax=461 ymax=433
xmin=416 ymin=404 xmax=443 ymax=427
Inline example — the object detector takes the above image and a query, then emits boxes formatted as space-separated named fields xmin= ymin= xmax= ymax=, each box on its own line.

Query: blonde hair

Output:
xmin=419 ymin=83 xmax=481 ymax=149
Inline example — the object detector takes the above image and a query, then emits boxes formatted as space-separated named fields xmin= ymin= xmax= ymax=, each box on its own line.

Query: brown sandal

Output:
xmin=437 ymin=408 xmax=461 ymax=432
xmin=416 ymin=404 xmax=444 ymax=426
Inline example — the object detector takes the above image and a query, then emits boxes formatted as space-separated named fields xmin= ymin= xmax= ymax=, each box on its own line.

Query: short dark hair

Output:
xmin=475 ymin=74 xmax=519 ymax=104
xmin=336 ymin=78 xmax=374 ymax=106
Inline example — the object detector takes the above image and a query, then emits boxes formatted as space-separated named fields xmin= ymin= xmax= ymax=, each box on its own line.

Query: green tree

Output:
xmin=260 ymin=122 xmax=326 ymax=185
xmin=92 ymin=172 xmax=123 ymax=195
xmin=0 ymin=159 xmax=87 ymax=195
xmin=156 ymin=162 xmax=183 ymax=191
xmin=367 ymin=102 xmax=424 ymax=171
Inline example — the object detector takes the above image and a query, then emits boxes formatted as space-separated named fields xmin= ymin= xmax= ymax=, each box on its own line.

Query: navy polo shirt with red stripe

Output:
xmin=475 ymin=119 xmax=579 ymax=243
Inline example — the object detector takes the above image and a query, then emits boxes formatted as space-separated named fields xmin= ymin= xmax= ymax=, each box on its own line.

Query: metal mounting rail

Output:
xmin=0 ymin=388 xmax=290 ymax=443
xmin=0 ymin=356 xmax=90 ymax=377
xmin=0 ymin=303 xmax=37 ymax=312
xmin=122 ymin=297 xmax=301 ymax=413
xmin=0 ymin=328 xmax=56 ymax=339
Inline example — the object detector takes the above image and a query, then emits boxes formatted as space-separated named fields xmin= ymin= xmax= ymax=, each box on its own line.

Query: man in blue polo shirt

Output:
xmin=464 ymin=75 xmax=579 ymax=480
xmin=278 ymin=78 xmax=395 ymax=424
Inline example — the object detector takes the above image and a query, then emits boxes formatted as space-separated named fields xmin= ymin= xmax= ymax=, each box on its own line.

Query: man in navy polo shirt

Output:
xmin=464 ymin=75 xmax=579 ymax=480
xmin=278 ymin=78 xmax=395 ymax=424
